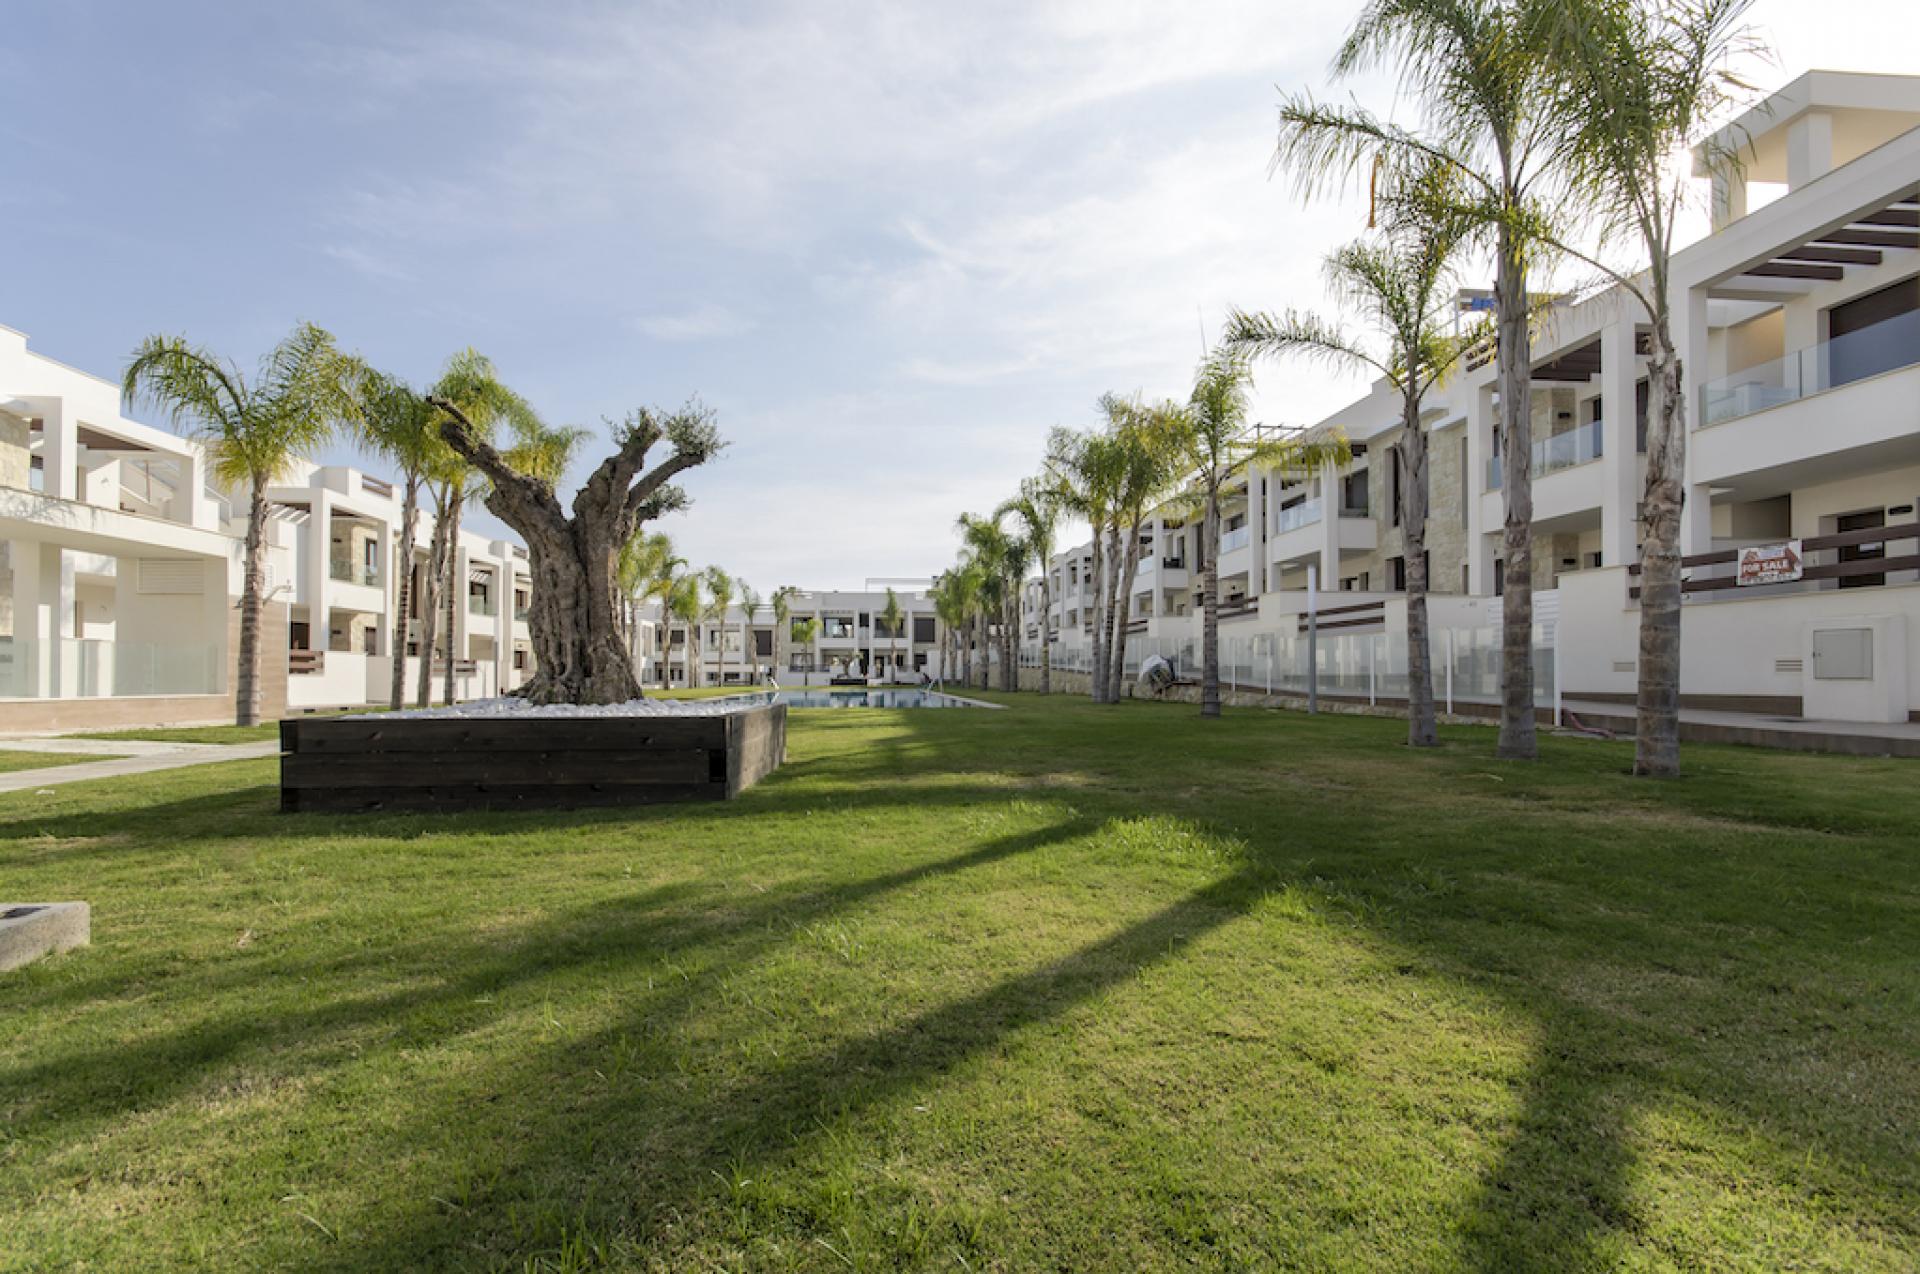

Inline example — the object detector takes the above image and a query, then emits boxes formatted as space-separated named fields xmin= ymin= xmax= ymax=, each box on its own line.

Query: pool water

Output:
xmin=727 ymin=688 xmax=993 ymax=709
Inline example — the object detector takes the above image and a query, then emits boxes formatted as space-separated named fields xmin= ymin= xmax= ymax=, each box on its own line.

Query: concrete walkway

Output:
xmin=0 ymin=739 xmax=279 ymax=794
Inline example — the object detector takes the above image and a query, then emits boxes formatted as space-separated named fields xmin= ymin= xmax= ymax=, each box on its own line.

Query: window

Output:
xmin=1828 ymin=277 xmax=1920 ymax=387
xmin=1342 ymin=471 xmax=1369 ymax=516
xmin=913 ymin=616 xmax=936 ymax=643
xmin=1389 ymin=446 xmax=1403 ymax=527
xmin=1389 ymin=555 xmax=1406 ymax=591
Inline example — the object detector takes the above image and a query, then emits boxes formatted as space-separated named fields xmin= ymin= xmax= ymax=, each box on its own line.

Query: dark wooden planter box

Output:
xmin=279 ymin=704 xmax=786 ymax=813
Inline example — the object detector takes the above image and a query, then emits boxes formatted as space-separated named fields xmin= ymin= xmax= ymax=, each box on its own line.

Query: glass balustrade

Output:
xmin=1275 ymin=498 xmax=1324 ymax=534
xmin=0 ymin=638 xmax=222 ymax=698
xmin=1218 ymin=525 xmax=1251 ymax=554
xmin=329 ymin=558 xmax=381 ymax=587
xmin=1486 ymin=419 xmax=1605 ymax=490
xmin=1701 ymin=307 xmax=1920 ymax=426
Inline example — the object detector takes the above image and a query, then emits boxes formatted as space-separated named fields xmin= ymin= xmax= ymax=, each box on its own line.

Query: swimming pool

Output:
xmin=724 ymin=688 xmax=998 ymax=709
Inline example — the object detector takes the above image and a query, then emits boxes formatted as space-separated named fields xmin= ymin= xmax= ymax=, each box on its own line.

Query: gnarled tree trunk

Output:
xmin=1108 ymin=517 xmax=1143 ymax=703
xmin=431 ymin=399 xmax=718 ymax=705
xmin=1087 ymin=517 xmax=1107 ymax=702
xmin=416 ymin=490 xmax=449 ymax=707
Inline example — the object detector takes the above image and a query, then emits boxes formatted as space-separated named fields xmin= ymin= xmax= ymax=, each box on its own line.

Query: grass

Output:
xmin=0 ymin=750 xmax=126 ymax=775
xmin=2 ymin=694 xmax=1915 ymax=1271
xmin=79 ymin=723 xmax=279 ymax=745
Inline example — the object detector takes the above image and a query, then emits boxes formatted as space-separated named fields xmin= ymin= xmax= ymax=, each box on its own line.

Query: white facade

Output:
xmin=261 ymin=459 xmax=535 ymax=710
xmin=1026 ymin=72 xmax=1920 ymax=724
xmin=646 ymin=587 xmax=948 ymax=688
xmin=1 ymin=323 xmax=534 ymax=727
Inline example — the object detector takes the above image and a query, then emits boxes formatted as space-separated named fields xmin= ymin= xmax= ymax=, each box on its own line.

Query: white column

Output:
xmin=11 ymin=540 xmax=58 ymax=696
xmin=1318 ymin=463 xmax=1339 ymax=586
xmin=1598 ymin=314 xmax=1640 ymax=568
xmin=307 ymin=490 xmax=332 ymax=648
xmin=1785 ymin=111 xmax=1833 ymax=189
xmin=1677 ymin=284 xmax=1715 ymax=558
xmin=42 ymin=403 xmax=77 ymax=501
xmin=1246 ymin=468 xmax=1267 ymax=594
xmin=1465 ymin=385 xmax=1496 ymax=593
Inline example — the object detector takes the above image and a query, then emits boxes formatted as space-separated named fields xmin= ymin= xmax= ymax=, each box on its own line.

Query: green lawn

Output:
xmin=2 ymin=695 xmax=1915 ymax=1271
xmin=0 ymin=750 xmax=125 ymax=775
xmin=80 ymin=723 xmax=280 ymax=745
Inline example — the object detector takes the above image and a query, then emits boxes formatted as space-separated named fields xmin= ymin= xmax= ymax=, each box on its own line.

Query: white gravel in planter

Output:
xmin=373 ymin=694 xmax=767 ymax=720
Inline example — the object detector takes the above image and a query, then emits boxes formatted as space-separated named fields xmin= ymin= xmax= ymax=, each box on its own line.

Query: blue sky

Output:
xmin=6 ymin=1 xmax=1900 ymax=589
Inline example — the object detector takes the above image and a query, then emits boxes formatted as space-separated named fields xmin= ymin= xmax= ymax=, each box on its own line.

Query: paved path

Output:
xmin=0 ymin=740 xmax=279 ymax=794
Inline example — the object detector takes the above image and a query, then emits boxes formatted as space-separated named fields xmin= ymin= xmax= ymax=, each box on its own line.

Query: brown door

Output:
xmin=1837 ymin=509 xmax=1885 ymax=589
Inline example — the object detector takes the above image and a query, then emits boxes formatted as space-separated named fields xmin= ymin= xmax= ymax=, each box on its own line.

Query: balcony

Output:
xmin=1218 ymin=525 xmax=1251 ymax=554
xmin=1487 ymin=420 xmax=1604 ymax=490
xmin=468 ymin=595 xmax=498 ymax=618
xmin=329 ymin=558 xmax=381 ymax=588
xmin=1701 ymin=308 xmax=1920 ymax=426
xmin=1275 ymin=498 xmax=1323 ymax=533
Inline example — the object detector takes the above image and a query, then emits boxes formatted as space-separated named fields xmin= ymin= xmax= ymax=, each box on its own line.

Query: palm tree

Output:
xmin=1276 ymin=0 xmax=1574 ymax=758
xmin=788 ymin=614 xmax=819 ymax=682
xmin=701 ymin=566 xmax=734 ymax=687
xmin=1164 ymin=353 xmax=1351 ymax=719
xmin=1227 ymin=189 xmax=1473 ymax=744
xmin=736 ymin=580 xmax=762 ymax=683
xmin=1539 ymin=0 xmax=1760 ymax=776
xmin=956 ymin=514 xmax=1014 ymax=692
xmin=1099 ymin=396 xmax=1185 ymax=704
xmin=123 ymin=322 xmax=359 ymax=726
xmin=422 ymin=349 xmax=547 ymax=706
xmin=618 ymin=530 xmax=680 ymax=681
xmin=769 ymin=584 xmax=800 ymax=681
xmin=995 ymin=476 xmax=1064 ymax=694
xmin=879 ymin=587 xmax=904 ymax=683
xmin=665 ymin=570 xmax=704 ymax=688
xmin=348 ymin=369 xmax=442 ymax=710
xmin=1044 ymin=425 xmax=1124 ymax=701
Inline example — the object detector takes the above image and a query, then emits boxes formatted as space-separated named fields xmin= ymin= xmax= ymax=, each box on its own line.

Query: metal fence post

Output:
xmin=1368 ymin=634 xmax=1377 ymax=706
xmin=1446 ymin=627 xmax=1455 ymax=716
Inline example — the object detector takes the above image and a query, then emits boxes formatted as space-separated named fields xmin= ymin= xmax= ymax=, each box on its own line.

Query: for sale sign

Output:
xmin=1736 ymin=540 xmax=1802 ymax=586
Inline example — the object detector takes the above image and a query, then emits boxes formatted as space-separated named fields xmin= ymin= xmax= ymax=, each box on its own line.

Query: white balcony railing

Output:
xmin=1488 ymin=419 xmax=1604 ymax=490
xmin=1218 ymin=525 xmax=1251 ymax=554
xmin=0 ymin=637 xmax=222 ymax=699
xmin=1275 ymin=499 xmax=1323 ymax=533
xmin=1701 ymin=307 xmax=1920 ymax=426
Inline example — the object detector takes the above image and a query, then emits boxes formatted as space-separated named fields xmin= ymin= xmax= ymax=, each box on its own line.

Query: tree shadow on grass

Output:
xmin=0 ymin=809 xmax=1103 ymax=1156
xmin=6 ymin=702 xmax=1917 ymax=1269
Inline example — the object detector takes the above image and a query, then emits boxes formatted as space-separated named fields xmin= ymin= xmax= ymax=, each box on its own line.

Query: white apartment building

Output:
xmin=1028 ymin=71 xmax=1920 ymax=726
xmin=646 ymin=586 xmax=947 ymax=688
xmin=1 ymin=323 xmax=533 ymax=730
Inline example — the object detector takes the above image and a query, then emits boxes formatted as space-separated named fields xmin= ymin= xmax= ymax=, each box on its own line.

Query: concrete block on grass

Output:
xmin=0 ymin=902 xmax=90 ymax=972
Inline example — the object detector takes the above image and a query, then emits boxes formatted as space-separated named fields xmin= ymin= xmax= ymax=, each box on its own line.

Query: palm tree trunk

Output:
xmin=442 ymin=495 xmax=463 ymax=705
xmin=1001 ymin=593 xmax=1016 ymax=692
xmin=1201 ymin=491 xmax=1222 ymax=718
xmin=389 ymin=474 xmax=419 ymax=711
xmin=1495 ymin=227 xmax=1538 ymax=759
xmin=1635 ymin=317 xmax=1685 ymax=776
xmin=235 ymin=482 xmax=270 ymax=728
xmin=1039 ymin=576 xmax=1052 ymax=696
xmin=975 ymin=612 xmax=989 ymax=691
xmin=1098 ymin=522 xmax=1123 ymax=704
xmin=1098 ymin=518 xmax=1113 ymax=706
xmin=1108 ymin=520 xmax=1143 ymax=703
xmin=1401 ymin=403 xmax=1437 ymax=747
xmin=416 ymin=496 xmax=447 ymax=707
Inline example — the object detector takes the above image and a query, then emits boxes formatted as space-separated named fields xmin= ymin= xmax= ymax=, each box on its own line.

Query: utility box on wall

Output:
xmin=1801 ymin=615 xmax=1908 ymax=723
